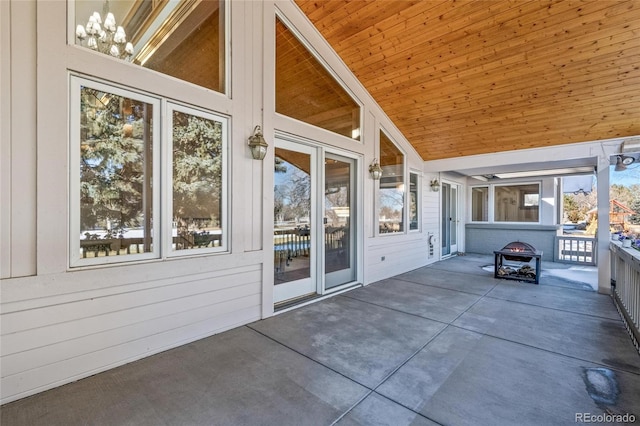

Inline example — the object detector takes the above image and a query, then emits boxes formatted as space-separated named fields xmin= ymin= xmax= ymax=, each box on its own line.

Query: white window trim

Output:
xmin=377 ymin=128 xmax=406 ymax=236
xmin=69 ymin=75 xmax=162 ymax=267
xmin=69 ymin=0 xmax=232 ymax=98
xmin=469 ymin=185 xmax=491 ymax=223
xmin=164 ymin=102 xmax=229 ymax=257
xmin=274 ymin=10 xmax=364 ymax=144
xmin=470 ymin=181 xmax=542 ymax=224
xmin=409 ymin=170 xmax=421 ymax=232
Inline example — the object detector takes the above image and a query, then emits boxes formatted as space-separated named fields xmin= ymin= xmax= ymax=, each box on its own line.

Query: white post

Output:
xmin=596 ymin=152 xmax=612 ymax=294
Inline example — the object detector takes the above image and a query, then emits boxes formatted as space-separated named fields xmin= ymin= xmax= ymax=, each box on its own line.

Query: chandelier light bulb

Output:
xmin=104 ymin=14 xmax=116 ymax=32
xmin=76 ymin=24 xmax=87 ymax=39
xmin=76 ymin=9 xmax=134 ymax=61
xmin=125 ymin=42 xmax=134 ymax=56
xmin=87 ymin=37 xmax=98 ymax=50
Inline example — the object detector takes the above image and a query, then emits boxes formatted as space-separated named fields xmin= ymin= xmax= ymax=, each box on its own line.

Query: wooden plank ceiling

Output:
xmin=295 ymin=0 xmax=640 ymax=161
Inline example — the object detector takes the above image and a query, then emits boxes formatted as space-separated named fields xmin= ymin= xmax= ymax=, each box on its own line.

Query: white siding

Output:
xmin=1 ymin=0 xmax=441 ymax=404
xmin=1 ymin=0 xmax=37 ymax=278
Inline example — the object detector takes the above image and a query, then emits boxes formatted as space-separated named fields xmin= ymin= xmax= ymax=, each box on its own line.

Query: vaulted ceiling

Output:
xmin=296 ymin=0 xmax=640 ymax=161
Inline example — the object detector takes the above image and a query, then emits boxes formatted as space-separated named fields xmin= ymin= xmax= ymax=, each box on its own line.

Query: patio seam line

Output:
xmin=369 ymin=391 xmax=446 ymax=426
xmin=342 ymin=278 xmax=499 ymax=327
xmin=392 ymin=276 xmax=494 ymax=297
xmin=339 ymin=293 xmax=461 ymax=327
xmin=341 ymin=283 xmax=499 ymax=425
xmin=244 ymin=322 xmax=443 ymax=425
xmin=363 ymin=326 xmax=451 ymax=426
xmin=446 ymin=323 xmax=640 ymax=377
xmin=334 ymin=281 xmax=500 ymax=424
xmin=327 ymin=391 xmax=442 ymax=426
xmin=349 ymin=280 xmax=501 ymax=424
xmin=327 ymin=389 xmax=375 ymax=426
xmin=481 ymin=293 xmax=622 ymax=322
xmin=370 ymin=276 xmax=492 ymax=297
xmin=242 ymin=325 xmax=373 ymax=389
xmin=343 ymin=282 xmax=640 ymax=376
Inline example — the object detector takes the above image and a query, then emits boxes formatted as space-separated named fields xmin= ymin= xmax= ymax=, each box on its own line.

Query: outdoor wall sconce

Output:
xmin=248 ymin=125 xmax=268 ymax=160
xmin=369 ymin=158 xmax=383 ymax=180
xmin=430 ymin=179 xmax=440 ymax=192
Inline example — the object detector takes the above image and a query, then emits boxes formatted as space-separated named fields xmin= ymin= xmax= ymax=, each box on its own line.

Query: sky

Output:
xmin=610 ymin=164 xmax=640 ymax=187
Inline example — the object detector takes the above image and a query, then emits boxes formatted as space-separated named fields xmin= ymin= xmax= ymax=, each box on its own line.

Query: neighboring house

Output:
xmin=0 ymin=0 xmax=634 ymax=404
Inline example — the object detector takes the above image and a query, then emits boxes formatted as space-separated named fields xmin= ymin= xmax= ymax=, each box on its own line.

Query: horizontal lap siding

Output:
xmin=0 ymin=265 xmax=262 ymax=403
xmin=366 ymin=237 xmax=428 ymax=284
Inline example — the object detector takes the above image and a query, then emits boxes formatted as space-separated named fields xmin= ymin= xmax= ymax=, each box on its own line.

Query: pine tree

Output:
xmin=80 ymin=87 xmax=149 ymax=238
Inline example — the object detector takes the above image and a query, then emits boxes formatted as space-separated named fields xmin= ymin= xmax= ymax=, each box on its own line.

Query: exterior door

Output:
xmin=273 ymin=141 xmax=316 ymax=303
xmin=441 ymin=182 xmax=459 ymax=256
xmin=324 ymin=153 xmax=356 ymax=289
xmin=273 ymin=140 xmax=359 ymax=305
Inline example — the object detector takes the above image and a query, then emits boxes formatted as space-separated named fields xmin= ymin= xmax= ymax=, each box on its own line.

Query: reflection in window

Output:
xmin=78 ymin=85 xmax=154 ymax=258
xmin=471 ymin=186 xmax=489 ymax=222
xmin=379 ymin=131 xmax=404 ymax=233
xmin=171 ymin=107 xmax=226 ymax=251
xmin=494 ymin=184 xmax=540 ymax=222
xmin=274 ymin=148 xmax=312 ymax=284
xmin=409 ymin=173 xmax=419 ymax=230
xmin=74 ymin=0 xmax=226 ymax=93
xmin=276 ymin=18 xmax=360 ymax=139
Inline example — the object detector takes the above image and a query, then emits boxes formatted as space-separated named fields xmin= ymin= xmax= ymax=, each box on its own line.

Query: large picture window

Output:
xmin=494 ymin=184 xmax=540 ymax=223
xmin=74 ymin=0 xmax=227 ymax=94
xmin=275 ymin=17 xmax=361 ymax=140
xmin=70 ymin=76 xmax=228 ymax=267
xmin=379 ymin=131 xmax=404 ymax=234
xmin=71 ymin=77 xmax=160 ymax=265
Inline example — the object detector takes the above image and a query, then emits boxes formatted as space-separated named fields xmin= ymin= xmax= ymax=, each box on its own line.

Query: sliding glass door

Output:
xmin=324 ymin=153 xmax=356 ymax=289
xmin=274 ymin=139 xmax=358 ymax=305
xmin=273 ymin=141 xmax=316 ymax=303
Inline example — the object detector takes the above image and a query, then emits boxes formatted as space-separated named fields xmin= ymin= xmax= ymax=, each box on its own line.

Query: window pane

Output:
xmin=409 ymin=173 xmax=419 ymax=230
xmin=276 ymin=18 xmax=360 ymax=140
xmin=79 ymin=85 xmax=154 ymax=258
xmin=494 ymin=184 xmax=540 ymax=222
xmin=274 ymin=148 xmax=312 ymax=284
xmin=379 ymin=131 xmax=404 ymax=233
xmin=74 ymin=1 xmax=226 ymax=93
xmin=472 ymin=186 xmax=489 ymax=221
xmin=172 ymin=109 xmax=225 ymax=251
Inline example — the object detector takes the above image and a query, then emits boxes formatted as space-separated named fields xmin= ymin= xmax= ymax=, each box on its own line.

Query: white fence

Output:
xmin=554 ymin=236 xmax=596 ymax=265
xmin=610 ymin=242 xmax=640 ymax=353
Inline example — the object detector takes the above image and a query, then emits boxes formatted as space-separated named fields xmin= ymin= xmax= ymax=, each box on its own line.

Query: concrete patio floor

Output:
xmin=2 ymin=254 xmax=639 ymax=425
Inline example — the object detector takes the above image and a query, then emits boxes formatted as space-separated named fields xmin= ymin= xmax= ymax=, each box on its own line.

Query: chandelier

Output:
xmin=75 ymin=8 xmax=134 ymax=60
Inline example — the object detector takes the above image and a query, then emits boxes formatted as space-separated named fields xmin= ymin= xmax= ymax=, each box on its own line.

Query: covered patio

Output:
xmin=2 ymin=254 xmax=638 ymax=426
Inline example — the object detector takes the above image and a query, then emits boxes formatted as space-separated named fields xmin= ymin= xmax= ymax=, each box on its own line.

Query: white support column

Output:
xmin=596 ymin=152 xmax=612 ymax=294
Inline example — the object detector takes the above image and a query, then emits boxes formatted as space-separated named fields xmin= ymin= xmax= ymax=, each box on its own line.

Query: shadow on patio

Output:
xmin=2 ymin=254 xmax=639 ymax=425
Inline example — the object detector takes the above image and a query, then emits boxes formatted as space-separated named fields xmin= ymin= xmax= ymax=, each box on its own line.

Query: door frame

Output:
xmin=441 ymin=180 xmax=462 ymax=258
xmin=322 ymin=151 xmax=358 ymax=292
xmin=273 ymin=139 xmax=318 ymax=304
xmin=273 ymin=133 xmax=364 ymax=306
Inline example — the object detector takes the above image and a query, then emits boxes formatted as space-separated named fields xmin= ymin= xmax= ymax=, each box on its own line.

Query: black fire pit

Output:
xmin=494 ymin=241 xmax=542 ymax=284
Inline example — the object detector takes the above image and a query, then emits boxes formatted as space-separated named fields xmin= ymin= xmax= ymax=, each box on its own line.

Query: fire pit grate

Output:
xmin=494 ymin=241 xmax=542 ymax=284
